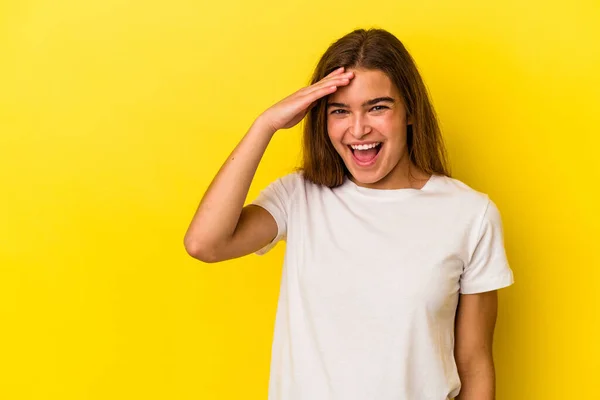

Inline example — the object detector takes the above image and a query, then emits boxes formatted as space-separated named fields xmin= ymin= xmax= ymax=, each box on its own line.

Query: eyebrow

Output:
xmin=326 ymin=96 xmax=396 ymax=109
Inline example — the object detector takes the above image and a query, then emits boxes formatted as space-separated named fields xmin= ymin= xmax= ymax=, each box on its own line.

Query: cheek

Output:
xmin=374 ymin=113 xmax=400 ymax=131
xmin=326 ymin=119 xmax=345 ymax=143
xmin=377 ymin=115 xmax=407 ymax=143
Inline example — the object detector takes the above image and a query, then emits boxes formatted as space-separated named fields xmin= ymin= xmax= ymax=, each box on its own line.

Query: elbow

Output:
xmin=184 ymin=236 xmax=221 ymax=263
xmin=455 ymin=351 xmax=495 ymax=379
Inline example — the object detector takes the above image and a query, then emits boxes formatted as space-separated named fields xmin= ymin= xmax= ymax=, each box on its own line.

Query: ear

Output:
xmin=407 ymin=115 xmax=414 ymax=125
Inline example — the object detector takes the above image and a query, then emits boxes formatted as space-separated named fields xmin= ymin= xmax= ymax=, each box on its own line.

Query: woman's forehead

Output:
xmin=329 ymin=69 xmax=399 ymax=101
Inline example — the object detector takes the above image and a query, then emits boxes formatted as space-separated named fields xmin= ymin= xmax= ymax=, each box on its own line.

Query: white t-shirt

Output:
xmin=251 ymin=171 xmax=514 ymax=400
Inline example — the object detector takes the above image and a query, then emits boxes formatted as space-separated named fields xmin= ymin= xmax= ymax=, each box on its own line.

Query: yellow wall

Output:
xmin=1 ymin=0 xmax=598 ymax=398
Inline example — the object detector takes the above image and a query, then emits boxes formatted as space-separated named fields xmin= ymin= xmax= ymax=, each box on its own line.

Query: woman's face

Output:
xmin=326 ymin=68 xmax=413 ymax=188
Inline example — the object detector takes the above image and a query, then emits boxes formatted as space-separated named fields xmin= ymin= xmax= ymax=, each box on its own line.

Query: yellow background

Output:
xmin=1 ymin=0 xmax=599 ymax=398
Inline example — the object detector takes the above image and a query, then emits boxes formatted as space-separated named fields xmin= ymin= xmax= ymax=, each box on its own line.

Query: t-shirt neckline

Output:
xmin=340 ymin=173 xmax=439 ymax=199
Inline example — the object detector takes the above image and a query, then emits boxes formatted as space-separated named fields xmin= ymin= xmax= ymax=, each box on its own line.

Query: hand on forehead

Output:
xmin=328 ymin=68 xmax=400 ymax=108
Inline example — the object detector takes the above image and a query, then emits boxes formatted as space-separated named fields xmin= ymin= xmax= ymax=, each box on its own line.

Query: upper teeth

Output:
xmin=350 ymin=142 xmax=380 ymax=150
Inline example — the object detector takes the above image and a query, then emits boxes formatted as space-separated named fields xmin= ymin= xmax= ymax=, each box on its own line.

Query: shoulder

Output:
xmin=268 ymin=170 xmax=306 ymax=194
xmin=433 ymin=174 xmax=494 ymax=214
xmin=431 ymin=175 xmax=510 ymax=242
xmin=272 ymin=170 xmax=332 ymax=192
xmin=256 ymin=170 xmax=311 ymax=202
xmin=261 ymin=170 xmax=342 ymax=208
xmin=277 ymin=170 xmax=305 ymax=186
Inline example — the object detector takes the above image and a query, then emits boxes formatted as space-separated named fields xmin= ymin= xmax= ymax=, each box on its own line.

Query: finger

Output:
xmin=325 ymin=66 xmax=345 ymax=78
xmin=304 ymin=81 xmax=347 ymax=107
xmin=298 ymin=72 xmax=353 ymax=96
xmin=304 ymin=85 xmax=339 ymax=110
xmin=304 ymin=75 xmax=352 ymax=97
xmin=317 ymin=71 xmax=354 ymax=89
xmin=321 ymin=70 xmax=353 ymax=84
xmin=295 ymin=70 xmax=353 ymax=98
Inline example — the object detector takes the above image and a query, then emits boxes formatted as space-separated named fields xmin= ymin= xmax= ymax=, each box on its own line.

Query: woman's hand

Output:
xmin=258 ymin=66 xmax=354 ymax=132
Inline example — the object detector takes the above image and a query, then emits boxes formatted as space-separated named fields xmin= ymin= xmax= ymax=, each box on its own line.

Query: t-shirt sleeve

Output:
xmin=460 ymin=197 xmax=515 ymax=294
xmin=249 ymin=172 xmax=300 ymax=255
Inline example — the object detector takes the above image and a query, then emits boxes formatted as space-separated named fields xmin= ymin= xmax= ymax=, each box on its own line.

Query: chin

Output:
xmin=347 ymin=165 xmax=388 ymax=185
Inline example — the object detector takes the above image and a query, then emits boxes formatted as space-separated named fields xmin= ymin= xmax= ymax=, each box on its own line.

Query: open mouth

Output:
xmin=347 ymin=142 xmax=383 ymax=166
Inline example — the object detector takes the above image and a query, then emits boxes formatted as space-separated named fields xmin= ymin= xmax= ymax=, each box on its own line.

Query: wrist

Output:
xmin=253 ymin=114 xmax=278 ymax=137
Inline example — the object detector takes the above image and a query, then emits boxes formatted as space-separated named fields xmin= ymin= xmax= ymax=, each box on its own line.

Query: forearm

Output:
xmin=184 ymin=116 xmax=275 ymax=254
xmin=455 ymin=357 xmax=495 ymax=400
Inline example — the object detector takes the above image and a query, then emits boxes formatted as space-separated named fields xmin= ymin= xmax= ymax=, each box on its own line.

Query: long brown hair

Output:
xmin=298 ymin=28 xmax=451 ymax=187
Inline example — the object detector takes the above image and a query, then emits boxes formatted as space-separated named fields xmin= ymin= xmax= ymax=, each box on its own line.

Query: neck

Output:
xmin=350 ymin=154 xmax=430 ymax=190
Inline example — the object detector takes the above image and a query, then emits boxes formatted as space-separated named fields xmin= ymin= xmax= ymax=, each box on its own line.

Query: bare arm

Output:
xmin=454 ymin=290 xmax=498 ymax=400
xmin=183 ymin=118 xmax=278 ymax=262
xmin=183 ymin=67 xmax=355 ymax=262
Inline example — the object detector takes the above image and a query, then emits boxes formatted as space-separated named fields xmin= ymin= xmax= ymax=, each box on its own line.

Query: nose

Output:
xmin=348 ymin=113 xmax=372 ymax=139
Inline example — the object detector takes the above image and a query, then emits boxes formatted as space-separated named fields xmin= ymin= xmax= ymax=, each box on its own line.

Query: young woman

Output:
xmin=184 ymin=28 xmax=514 ymax=400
